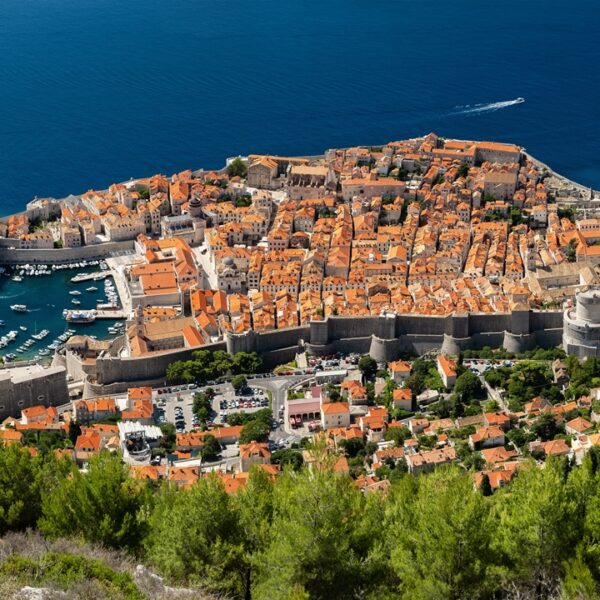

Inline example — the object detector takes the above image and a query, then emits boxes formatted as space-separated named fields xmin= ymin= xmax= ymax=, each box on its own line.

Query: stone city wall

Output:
xmin=80 ymin=309 xmax=565 ymax=390
xmin=0 ymin=367 xmax=69 ymax=420
xmin=0 ymin=241 xmax=135 ymax=265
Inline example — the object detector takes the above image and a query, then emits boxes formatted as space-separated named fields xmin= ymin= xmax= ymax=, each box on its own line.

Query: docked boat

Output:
xmin=11 ymin=276 xmax=23 ymax=282
xmin=65 ymin=309 xmax=96 ymax=323
xmin=10 ymin=304 xmax=27 ymax=312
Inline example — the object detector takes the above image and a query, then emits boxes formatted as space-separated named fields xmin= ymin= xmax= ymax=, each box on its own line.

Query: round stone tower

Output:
xmin=563 ymin=289 xmax=600 ymax=358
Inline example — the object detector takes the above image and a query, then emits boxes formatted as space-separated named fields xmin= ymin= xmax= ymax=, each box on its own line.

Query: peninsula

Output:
xmin=1 ymin=134 xmax=600 ymax=383
xmin=3 ymin=135 xmax=600 ymax=599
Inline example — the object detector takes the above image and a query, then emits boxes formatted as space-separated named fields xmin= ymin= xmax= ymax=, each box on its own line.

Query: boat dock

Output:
xmin=70 ymin=271 xmax=110 ymax=283
xmin=95 ymin=309 xmax=127 ymax=320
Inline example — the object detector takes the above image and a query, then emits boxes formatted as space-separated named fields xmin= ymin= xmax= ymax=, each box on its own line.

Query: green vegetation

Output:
xmin=405 ymin=358 xmax=443 ymax=395
xmin=502 ymin=360 xmax=559 ymax=411
xmin=4 ymin=442 xmax=600 ymax=598
xmin=200 ymin=435 xmax=221 ymax=461
xmin=358 ymin=355 xmax=378 ymax=381
xmin=567 ymin=237 xmax=579 ymax=262
xmin=457 ymin=161 xmax=470 ymax=178
xmin=231 ymin=374 xmax=248 ymax=393
xmin=1 ymin=551 xmax=144 ymax=600
xmin=461 ymin=345 xmax=566 ymax=361
xmin=227 ymin=157 xmax=248 ymax=178
xmin=239 ymin=409 xmax=273 ymax=444
xmin=166 ymin=350 xmax=262 ymax=384
xmin=271 ymin=448 xmax=304 ymax=471
xmin=234 ymin=192 xmax=252 ymax=207
xmin=192 ymin=389 xmax=213 ymax=424
xmin=39 ymin=453 xmax=150 ymax=552
xmin=558 ymin=206 xmax=577 ymax=221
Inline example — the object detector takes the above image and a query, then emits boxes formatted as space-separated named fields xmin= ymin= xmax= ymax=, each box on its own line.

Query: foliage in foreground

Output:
xmin=4 ymin=444 xmax=600 ymax=598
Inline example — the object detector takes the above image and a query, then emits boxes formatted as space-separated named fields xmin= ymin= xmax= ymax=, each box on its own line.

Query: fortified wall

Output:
xmin=563 ymin=289 xmax=600 ymax=357
xmin=80 ymin=309 xmax=563 ymax=394
xmin=0 ymin=364 xmax=68 ymax=420
xmin=0 ymin=240 xmax=135 ymax=265
xmin=306 ymin=309 xmax=563 ymax=360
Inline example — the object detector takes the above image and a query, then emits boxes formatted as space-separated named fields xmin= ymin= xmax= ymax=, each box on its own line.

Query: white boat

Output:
xmin=10 ymin=304 xmax=27 ymax=313
xmin=71 ymin=299 xmax=81 ymax=305
xmin=11 ymin=276 xmax=23 ymax=282
xmin=65 ymin=309 xmax=96 ymax=323
xmin=86 ymin=286 xmax=98 ymax=292
xmin=19 ymin=326 xmax=27 ymax=332
xmin=69 ymin=290 xmax=82 ymax=296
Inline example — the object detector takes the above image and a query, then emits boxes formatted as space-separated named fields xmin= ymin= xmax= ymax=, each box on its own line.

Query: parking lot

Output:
xmin=213 ymin=385 xmax=270 ymax=425
xmin=154 ymin=384 xmax=199 ymax=432
xmin=152 ymin=382 xmax=272 ymax=432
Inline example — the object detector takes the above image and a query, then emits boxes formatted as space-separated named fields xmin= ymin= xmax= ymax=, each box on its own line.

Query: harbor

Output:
xmin=0 ymin=259 xmax=127 ymax=363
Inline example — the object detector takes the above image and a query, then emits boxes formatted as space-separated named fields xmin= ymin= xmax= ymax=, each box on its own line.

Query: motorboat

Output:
xmin=10 ymin=304 xmax=27 ymax=312
xmin=69 ymin=290 xmax=82 ymax=296
xmin=19 ymin=326 xmax=27 ymax=332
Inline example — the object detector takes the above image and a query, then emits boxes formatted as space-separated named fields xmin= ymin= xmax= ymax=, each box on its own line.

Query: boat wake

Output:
xmin=452 ymin=98 xmax=524 ymax=116
xmin=0 ymin=292 xmax=25 ymax=300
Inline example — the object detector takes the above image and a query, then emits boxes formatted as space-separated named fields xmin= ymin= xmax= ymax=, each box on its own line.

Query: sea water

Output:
xmin=0 ymin=268 xmax=120 ymax=362
xmin=0 ymin=0 xmax=599 ymax=213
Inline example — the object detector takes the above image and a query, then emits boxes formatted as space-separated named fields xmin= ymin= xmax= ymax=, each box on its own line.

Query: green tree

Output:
xmin=339 ymin=437 xmax=365 ymax=459
xmin=39 ymin=452 xmax=150 ymax=551
xmin=454 ymin=370 xmax=484 ymax=402
xmin=255 ymin=467 xmax=377 ymax=599
xmin=68 ymin=420 xmax=82 ymax=445
xmin=160 ymin=422 xmax=176 ymax=452
xmin=507 ymin=427 xmax=535 ymax=449
xmin=387 ymin=467 xmax=492 ymax=599
xmin=146 ymin=476 xmax=244 ymax=596
xmin=239 ymin=415 xmax=271 ymax=444
xmin=531 ymin=411 xmax=564 ymax=441
xmin=385 ymin=425 xmax=411 ymax=447
xmin=493 ymin=459 xmax=577 ymax=594
xmin=480 ymin=473 xmax=493 ymax=497
xmin=201 ymin=435 xmax=221 ymax=461
xmin=0 ymin=445 xmax=47 ymax=534
xmin=271 ymin=449 xmax=304 ymax=471
xmin=232 ymin=468 xmax=275 ymax=598
xmin=232 ymin=374 xmax=248 ymax=393
xmin=358 ymin=355 xmax=378 ymax=381
xmin=233 ymin=352 xmax=262 ymax=375
xmin=193 ymin=391 xmax=212 ymax=423
xmin=227 ymin=157 xmax=248 ymax=178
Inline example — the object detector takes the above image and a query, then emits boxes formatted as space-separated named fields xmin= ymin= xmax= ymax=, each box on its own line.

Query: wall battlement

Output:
xmin=78 ymin=309 xmax=564 ymax=393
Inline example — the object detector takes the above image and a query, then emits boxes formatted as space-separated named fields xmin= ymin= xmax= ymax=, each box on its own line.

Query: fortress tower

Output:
xmin=563 ymin=288 xmax=600 ymax=357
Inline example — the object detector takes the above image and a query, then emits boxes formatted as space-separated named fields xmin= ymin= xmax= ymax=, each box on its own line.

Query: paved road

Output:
xmin=249 ymin=374 xmax=312 ymax=444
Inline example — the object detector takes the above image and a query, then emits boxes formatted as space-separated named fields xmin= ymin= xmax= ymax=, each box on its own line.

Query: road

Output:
xmin=249 ymin=374 xmax=312 ymax=444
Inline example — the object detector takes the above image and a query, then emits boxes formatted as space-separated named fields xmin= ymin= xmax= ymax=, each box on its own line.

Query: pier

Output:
xmin=95 ymin=309 xmax=127 ymax=320
xmin=70 ymin=271 xmax=110 ymax=283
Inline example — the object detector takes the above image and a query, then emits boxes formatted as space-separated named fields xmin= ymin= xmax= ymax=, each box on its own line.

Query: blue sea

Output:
xmin=0 ymin=268 xmax=120 ymax=361
xmin=0 ymin=0 xmax=599 ymax=214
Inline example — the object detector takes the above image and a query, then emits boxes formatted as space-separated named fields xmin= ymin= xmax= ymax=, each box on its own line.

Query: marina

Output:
xmin=0 ymin=260 xmax=125 ymax=363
